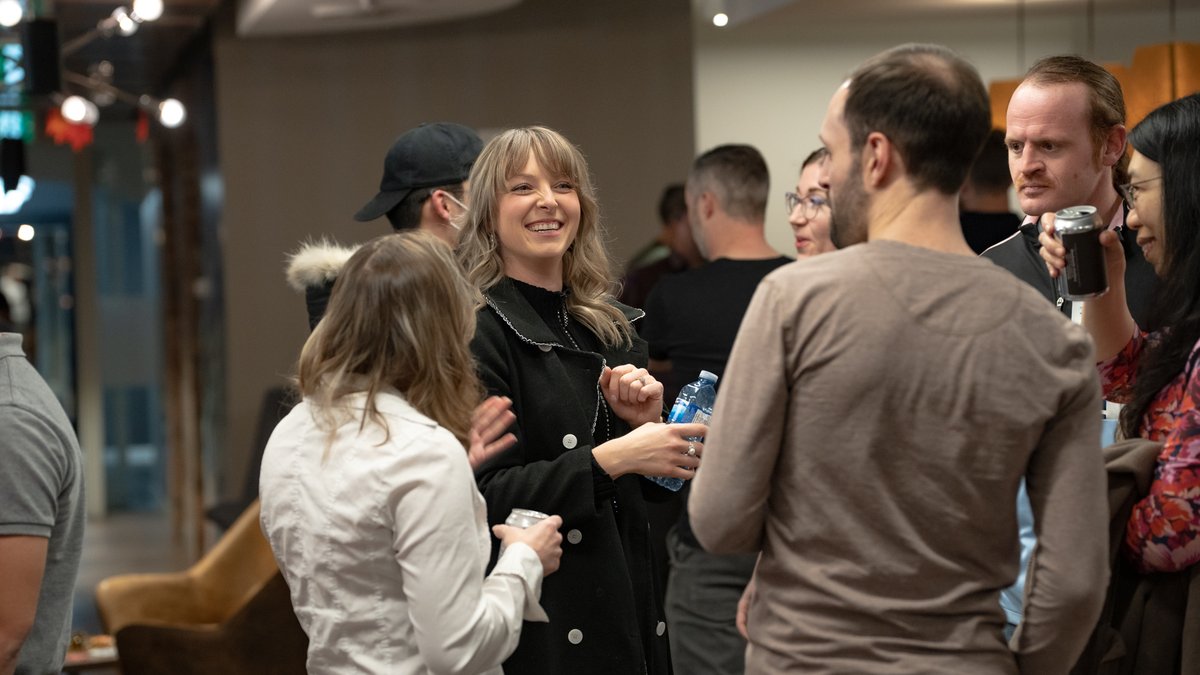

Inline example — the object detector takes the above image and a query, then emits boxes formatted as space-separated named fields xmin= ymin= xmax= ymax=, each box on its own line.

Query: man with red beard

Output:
xmin=690 ymin=44 xmax=1108 ymax=674
xmin=980 ymin=56 xmax=1158 ymax=641
xmin=982 ymin=56 xmax=1157 ymax=327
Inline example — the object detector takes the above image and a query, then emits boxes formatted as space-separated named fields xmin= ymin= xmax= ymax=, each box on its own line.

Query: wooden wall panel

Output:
xmin=988 ymin=42 xmax=1199 ymax=130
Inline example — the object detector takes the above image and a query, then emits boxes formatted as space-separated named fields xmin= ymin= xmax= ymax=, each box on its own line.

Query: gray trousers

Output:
xmin=664 ymin=526 xmax=758 ymax=675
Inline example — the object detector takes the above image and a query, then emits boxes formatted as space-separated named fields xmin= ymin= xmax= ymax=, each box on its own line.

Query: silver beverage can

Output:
xmin=504 ymin=508 xmax=549 ymax=529
xmin=1055 ymin=205 xmax=1109 ymax=300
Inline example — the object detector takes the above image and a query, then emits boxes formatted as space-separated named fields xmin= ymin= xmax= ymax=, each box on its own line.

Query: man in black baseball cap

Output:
xmin=353 ymin=122 xmax=483 ymax=244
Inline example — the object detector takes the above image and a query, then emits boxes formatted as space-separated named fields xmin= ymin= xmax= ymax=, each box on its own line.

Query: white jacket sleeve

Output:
xmin=387 ymin=428 xmax=547 ymax=675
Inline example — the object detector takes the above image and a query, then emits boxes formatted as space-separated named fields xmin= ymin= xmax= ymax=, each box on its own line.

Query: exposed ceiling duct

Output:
xmin=236 ymin=0 xmax=522 ymax=37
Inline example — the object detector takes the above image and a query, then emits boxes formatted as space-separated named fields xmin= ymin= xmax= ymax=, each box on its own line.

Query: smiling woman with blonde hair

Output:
xmin=456 ymin=126 xmax=705 ymax=675
xmin=260 ymin=231 xmax=563 ymax=675
xmin=456 ymin=126 xmax=630 ymax=347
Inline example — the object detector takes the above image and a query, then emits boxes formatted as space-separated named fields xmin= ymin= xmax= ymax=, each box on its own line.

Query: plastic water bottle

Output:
xmin=647 ymin=370 xmax=718 ymax=491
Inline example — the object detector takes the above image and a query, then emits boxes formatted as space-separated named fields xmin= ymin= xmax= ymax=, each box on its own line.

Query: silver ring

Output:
xmin=687 ymin=442 xmax=696 ymax=457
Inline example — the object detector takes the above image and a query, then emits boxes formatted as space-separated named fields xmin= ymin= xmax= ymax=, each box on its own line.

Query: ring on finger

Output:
xmin=687 ymin=442 xmax=697 ymax=457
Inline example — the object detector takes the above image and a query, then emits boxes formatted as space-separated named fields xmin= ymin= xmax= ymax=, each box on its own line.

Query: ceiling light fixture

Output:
xmin=156 ymin=98 xmax=186 ymax=128
xmin=110 ymin=6 xmax=138 ymax=36
xmin=0 ymin=0 xmax=22 ymax=28
xmin=14 ymin=0 xmax=186 ymax=143
xmin=60 ymin=0 xmax=165 ymax=56
xmin=61 ymin=71 xmax=188 ymax=130
xmin=131 ymin=0 xmax=163 ymax=23
xmin=60 ymin=94 xmax=99 ymax=126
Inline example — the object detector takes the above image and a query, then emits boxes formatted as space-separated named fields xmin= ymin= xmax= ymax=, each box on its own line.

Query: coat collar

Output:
xmin=338 ymin=386 xmax=437 ymax=429
xmin=483 ymin=277 xmax=644 ymax=350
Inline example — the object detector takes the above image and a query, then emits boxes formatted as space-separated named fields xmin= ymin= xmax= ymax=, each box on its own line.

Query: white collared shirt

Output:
xmin=260 ymin=390 xmax=546 ymax=675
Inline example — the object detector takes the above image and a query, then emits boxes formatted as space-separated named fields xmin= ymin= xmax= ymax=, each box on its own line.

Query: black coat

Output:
xmin=1069 ymin=438 xmax=1200 ymax=675
xmin=471 ymin=277 xmax=673 ymax=675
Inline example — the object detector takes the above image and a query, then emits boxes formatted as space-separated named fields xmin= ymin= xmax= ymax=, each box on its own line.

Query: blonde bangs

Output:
xmin=458 ymin=126 xmax=633 ymax=347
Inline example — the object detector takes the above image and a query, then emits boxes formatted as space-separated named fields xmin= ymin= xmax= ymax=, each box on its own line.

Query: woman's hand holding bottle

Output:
xmin=591 ymin=421 xmax=706 ymax=480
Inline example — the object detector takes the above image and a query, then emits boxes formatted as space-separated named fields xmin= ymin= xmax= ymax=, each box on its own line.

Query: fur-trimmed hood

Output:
xmin=285 ymin=239 xmax=360 ymax=331
xmin=285 ymin=240 xmax=360 ymax=292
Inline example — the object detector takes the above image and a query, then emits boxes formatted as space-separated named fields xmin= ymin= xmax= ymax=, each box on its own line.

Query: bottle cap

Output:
xmin=699 ymin=370 xmax=719 ymax=382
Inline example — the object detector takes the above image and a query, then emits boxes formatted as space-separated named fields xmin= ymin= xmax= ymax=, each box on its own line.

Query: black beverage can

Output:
xmin=1055 ymin=205 xmax=1108 ymax=300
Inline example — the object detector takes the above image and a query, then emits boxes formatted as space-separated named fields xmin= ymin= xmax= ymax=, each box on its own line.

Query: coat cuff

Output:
xmin=589 ymin=456 xmax=617 ymax=504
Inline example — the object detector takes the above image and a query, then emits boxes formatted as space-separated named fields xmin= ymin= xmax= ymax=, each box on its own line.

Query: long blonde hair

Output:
xmin=297 ymin=231 xmax=483 ymax=448
xmin=455 ymin=126 xmax=633 ymax=348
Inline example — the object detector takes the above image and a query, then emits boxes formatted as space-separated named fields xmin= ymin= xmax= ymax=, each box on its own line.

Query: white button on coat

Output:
xmin=567 ymin=529 xmax=582 ymax=544
xmin=568 ymin=629 xmax=583 ymax=644
xmin=562 ymin=434 xmax=577 ymax=449
xmin=538 ymin=344 xmax=553 ymax=352
xmin=656 ymin=621 xmax=666 ymax=636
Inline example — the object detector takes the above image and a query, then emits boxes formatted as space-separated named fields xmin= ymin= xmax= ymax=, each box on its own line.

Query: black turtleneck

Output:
xmin=509 ymin=278 xmax=604 ymax=354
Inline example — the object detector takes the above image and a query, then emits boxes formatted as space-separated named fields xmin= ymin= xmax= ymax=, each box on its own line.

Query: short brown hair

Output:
xmin=801 ymin=147 xmax=829 ymax=170
xmin=966 ymin=129 xmax=1012 ymax=193
xmin=658 ymin=183 xmax=686 ymax=225
xmin=844 ymin=44 xmax=991 ymax=195
xmin=687 ymin=144 xmax=770 ymax=222
xmin=1023 ymin=55 xmax=1125 ymax=160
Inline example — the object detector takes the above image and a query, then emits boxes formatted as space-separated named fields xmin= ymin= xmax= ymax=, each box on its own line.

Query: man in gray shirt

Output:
xmin=690 ymin=44 xmax=1107 ymax=674
xmin=0 ymin=333 xmax=85 ymax=675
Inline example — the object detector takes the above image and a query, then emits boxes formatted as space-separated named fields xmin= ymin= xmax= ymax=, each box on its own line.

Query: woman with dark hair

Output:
xmin=787 ymin=147 xmax=834 ymax=258
xmin=1041 ymin=92 xmax=1200 ymax=573
xmin=260 ymin=231 xmax=563 ymax=674
xmin=456 ymin=126 xmax=706 ymax=674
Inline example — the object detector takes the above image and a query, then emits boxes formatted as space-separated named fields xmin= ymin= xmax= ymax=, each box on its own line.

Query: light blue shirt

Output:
xmin=1002 ymin=418 xmax=1119 ymax=626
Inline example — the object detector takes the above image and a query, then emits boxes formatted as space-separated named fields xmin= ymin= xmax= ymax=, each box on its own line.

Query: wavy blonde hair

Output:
xmin=455 ymin=126 xmax=633 ymax=348
xmin=297 ymin=231 xmax=483 ymax=449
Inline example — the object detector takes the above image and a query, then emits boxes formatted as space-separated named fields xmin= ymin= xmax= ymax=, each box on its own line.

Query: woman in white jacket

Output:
xmin=260 ymin=231 xmax=563 ymax=675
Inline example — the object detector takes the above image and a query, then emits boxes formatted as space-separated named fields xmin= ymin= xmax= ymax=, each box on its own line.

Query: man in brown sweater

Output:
xmin=689 ymin=44 xmax=1108 ymax=675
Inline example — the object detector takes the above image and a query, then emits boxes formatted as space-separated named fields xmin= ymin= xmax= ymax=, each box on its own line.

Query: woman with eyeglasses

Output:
xmin=260 ymin=232 xmax=564 ymax=674
xmin=455 ymin=126 xmax=707 ymax=675
xmin=1039 ymin=92 xmax=1200 ymax=573
xmin=787 ymin=148 xmax=835 ymax=258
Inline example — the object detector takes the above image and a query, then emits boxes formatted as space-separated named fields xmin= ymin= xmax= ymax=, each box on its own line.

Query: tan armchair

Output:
xmin=114 ymin=572 xmax=308 ymax=675
xmin=95 ymin=500 xmax=280 ymax=633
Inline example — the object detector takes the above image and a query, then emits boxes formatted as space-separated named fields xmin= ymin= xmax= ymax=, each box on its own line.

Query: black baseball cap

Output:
xmin=353 ymin=122 xmax=484 ymax=222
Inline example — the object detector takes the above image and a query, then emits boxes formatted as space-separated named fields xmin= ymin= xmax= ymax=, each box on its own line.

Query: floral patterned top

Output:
xmin=1098 ymin=330 xmax=1200 ymax=573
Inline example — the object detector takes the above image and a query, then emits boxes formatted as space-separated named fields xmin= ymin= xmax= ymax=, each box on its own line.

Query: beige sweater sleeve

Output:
xmin=1014 ymin=328 xmax=1109 ymax=675
xmin=690 ymin=280 xmax=788 ymax=554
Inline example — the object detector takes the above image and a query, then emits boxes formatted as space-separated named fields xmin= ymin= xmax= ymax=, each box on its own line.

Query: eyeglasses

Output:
xmin=1118 ymin=175 xmax=1161 ymax=209
xmin=784 ymin=192 xmax=828 ymax=219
